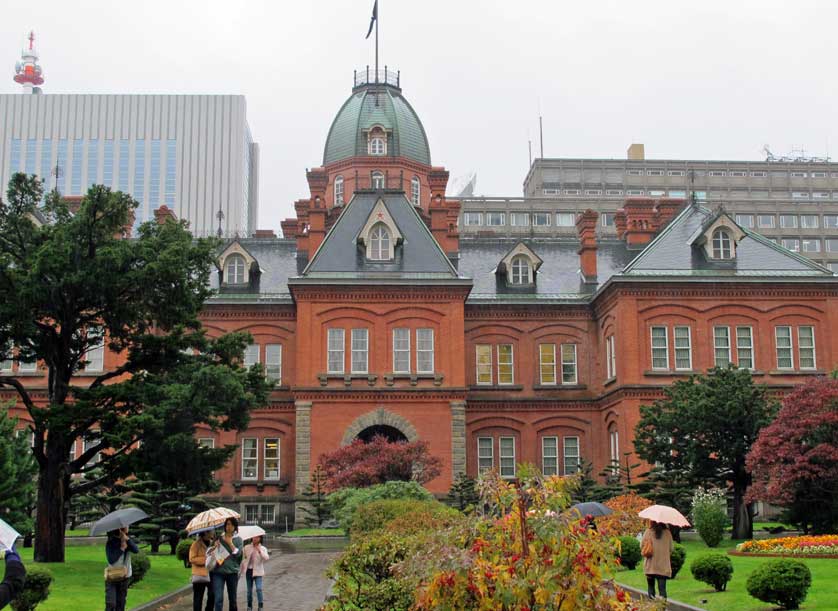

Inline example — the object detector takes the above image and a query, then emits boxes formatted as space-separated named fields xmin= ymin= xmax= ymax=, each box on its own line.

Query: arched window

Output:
xmin=372 ymin=171 xmax=385 ymax=189
xmin=369 ymin=223 xmax=391 ymax=260
xmin=334 ymin=175 xmax=344 ymax=205
xmin=510 ymin=256 xmax=531 ymax=285
xmin=411 ymin=176 xmax=421 ymax=206
xmin=369 ymin=137 xmax=385 ymax=156
xmin=225 ymin=254 xmax=246 ymax=284
xmin=712 ymin=228 xmax=733 ymax=259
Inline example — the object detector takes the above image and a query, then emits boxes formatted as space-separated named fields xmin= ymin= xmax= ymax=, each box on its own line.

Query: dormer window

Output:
xmin=372 ymin=171 xmax=385 ymax=189
xmin=510 ymin=255 xmax=531 ymax=285
xmin=334 ymin=175 xmax=344 ymax=205
xmin=370 ymin=137 xmax=385 ymax=155
xmin=367 ymin=126 xmax=388 ymax=156
xmin=712 ymin=228 xmax=733 ymax=259
xmin=225 ymin=254 xmax=247 ymax=284
xmin=369 ymin=223 xmax=391 ymax=260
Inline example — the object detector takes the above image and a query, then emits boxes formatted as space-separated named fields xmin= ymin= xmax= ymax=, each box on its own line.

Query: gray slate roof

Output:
xmin=208 ymin=238 xmax=299 ymax=303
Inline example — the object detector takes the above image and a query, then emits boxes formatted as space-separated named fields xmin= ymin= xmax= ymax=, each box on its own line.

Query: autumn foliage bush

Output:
xmin=598 ymin=492 xmax=653 ymax=537
xmin=350 ymin=499 xmax=461 ymax=535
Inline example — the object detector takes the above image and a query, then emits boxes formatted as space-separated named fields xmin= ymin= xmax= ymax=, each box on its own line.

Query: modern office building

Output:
xmin=459 ymin=145 xmax=838 ymax=271
xmin=0 ymin=93 xmax=259 ymax=237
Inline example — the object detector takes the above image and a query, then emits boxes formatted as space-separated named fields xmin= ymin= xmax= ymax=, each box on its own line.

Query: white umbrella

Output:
xmin=186 ymin=507 xmax=240 ymax=536
xmin=89 ymin=507 xmax=149 ymax=536
xmin=237 ymin=525 xmax=266 ymax=541
xmin=638 ymin=505 xmax=691 ymax=528
xmin=0 ymin=518 xmax=21 ymax=552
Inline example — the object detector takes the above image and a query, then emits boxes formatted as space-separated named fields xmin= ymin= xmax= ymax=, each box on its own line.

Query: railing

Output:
xmin=353 ymin=66 xmax=400 ymax=90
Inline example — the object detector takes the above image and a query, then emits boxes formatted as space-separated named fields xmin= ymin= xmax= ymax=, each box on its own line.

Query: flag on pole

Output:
xmin=365 ymin=0 xmax=378 ymax=39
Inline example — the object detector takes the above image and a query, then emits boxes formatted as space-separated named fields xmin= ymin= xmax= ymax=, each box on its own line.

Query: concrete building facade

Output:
xmin=0 ymin=94 xmax=259 ymax=236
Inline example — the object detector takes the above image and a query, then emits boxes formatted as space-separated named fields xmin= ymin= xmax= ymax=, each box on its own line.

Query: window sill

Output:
xmin=768 ymin=369 xmax=825 ymax=376
xmin=533 ymin=384 xmax=588 ymax=391
xmin=603 ymin=376 xmax=617 ymax=387
xmin=384 ymin=373 xmax=444 ymax=387
xmin=643 ymin=370 xmax=697 ymax=376
xmin=232 ymin=479 xmax=289 ymax=493
xmin=5 ymin=371 xmax=42 ymax=377
xmin=318 ymin=373 xmax=378 ymax=387
xmin=469 ymin=384 xmax=524 ymax=391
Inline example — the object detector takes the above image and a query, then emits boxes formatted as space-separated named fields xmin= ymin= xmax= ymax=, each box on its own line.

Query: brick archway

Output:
xmin=340 ymin=408 xmax=419 ymax=446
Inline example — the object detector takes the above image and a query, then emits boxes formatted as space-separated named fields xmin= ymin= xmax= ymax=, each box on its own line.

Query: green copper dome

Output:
xmin=323 ymin=80 xmax=431 ymax=166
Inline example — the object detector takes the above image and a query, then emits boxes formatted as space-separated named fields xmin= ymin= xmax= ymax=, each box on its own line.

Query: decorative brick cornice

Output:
xmin=292 ymin=388 xmax=467 ymax=402
xmin=465 ymin=306 xmax=592 ymax=320
xmin=290 ymin=286 xmax=470 ymax=302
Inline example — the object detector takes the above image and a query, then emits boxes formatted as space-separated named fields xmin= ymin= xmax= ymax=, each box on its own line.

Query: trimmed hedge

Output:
xmin=350 ymin=499 xmax=460 ymax=535
xmin=10 ymin=566 xmax=53 ymax=611
xmin=690 ymin=553 xmax=734 ymax=591
xmin=746 ymin=559 xmax=812 ymax=610
xmin=671 ymin=543 xmax=686 ymax=578
xmin=129 ymin=550 xmax=151 ymax=588
xmin=176 ymin=539 xmax=193 ymax=568
xmin=617 ymin=536 xmax=642 ymax=570
xmin=328 ymin=481 xmax=434 ymax=531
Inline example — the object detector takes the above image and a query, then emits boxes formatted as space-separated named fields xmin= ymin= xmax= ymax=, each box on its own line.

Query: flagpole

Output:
xmin=375 ymin=0 xmax=379 ymax=83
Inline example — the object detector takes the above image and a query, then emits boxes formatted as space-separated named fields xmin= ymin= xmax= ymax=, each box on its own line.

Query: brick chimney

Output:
xmin=153 ymin=204 xmax=177 ymax=225
xmin=306 ymin=167 xmax=329 ymax=205
xmin=253 ymin=229 xmax=276 ymax=238
xmin=615 ymin=208 xmax=628 ymax=239
xmin=654 ymin=198 xmax=685 ymax=229
xmin=576 ymin=209 xmax=599 ymax=284
xmin=622 ymin=198 xmax=658 ymax=247
xmin=280 ymin=219 xmax=299 ymax=239
xmin=63 ymin=195 xmax=83 ymax=215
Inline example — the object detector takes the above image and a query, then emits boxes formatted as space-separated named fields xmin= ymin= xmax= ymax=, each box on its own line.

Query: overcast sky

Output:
xmin=2 ymin=0 xmax=837 ymax=228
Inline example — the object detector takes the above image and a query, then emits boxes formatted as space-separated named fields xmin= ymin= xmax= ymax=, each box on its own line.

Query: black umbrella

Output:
xmin=89 ymin=507 xmax=149 ymax=536
xmin=569 ymin=502 xmax=613 ymax=518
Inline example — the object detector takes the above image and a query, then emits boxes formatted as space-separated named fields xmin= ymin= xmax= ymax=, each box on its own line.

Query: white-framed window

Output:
xmin=334 ymin=175 xmax=344 ymax=205
xmin=260 ymin=505 xmax=275 ymax=524
xmin=735 ymin=214 xmax=754 ymax=228
xmin=198 ymin=438 xmax=215 ymax=449
xmin=539 ymin=344 xmax=556 ymax=385
xmin=798 ymin=326 xmax=816 ymax=369
xmin=751 ymin=171 xmax=767 ymax=177
xmin=668 ymin=170 xmax=685 ymax=176
xmin=792 ymin=191 xmax=810 ymax=199
xmin=371 ymin=171 xmax=385 ymax=189
xmin=369 ymin=137 xmax=385 ymax=156
xmin=826 ymin=238 xmax=838 ymax=253
xmin=486 ymin=212 xmax=505 ymax=226
xmin=244 ymin=343 xmax=259 ymax=369
xmin=82 ymin=430 xmax=101 ymax=468
xmin=477 ymin=437 xmax=493 ymax=473
xmin=392 ymin=328 xmax=410 ymax=373
xmin=674 ymin=326 xmax=692 ymax=370
xmin=713 ymin=326 xmax=731 ymax=366
xmin=736 ymin=326 xmax=753 ymax=370
xmin=606 ymin=189 xmax=623 ymax=196
xmin=476 ymin=345 xmax=492 ymax=384
xmin=647 ymin=169 xmax=664 ymax=176
xmin=17 ymin=354 xmax=37 ymax=373
xmin=606 ymin=335 xmax=616 ymax=379
xmin=626 ymin=169 xmax=643 ymax=176
xmin=802 ymin=239 xmax=821 ymax=253
xmin=416 ymin=328 xmax=434 ymax=373
xmin=791 ymin=171 xmax=807 ymax=178
xmin=601 ymin=213 xmax=615 ymax=227
xmin=811 ymin=171 xmax=827 ymax=178
xmin=510 ymin=256 xmax=531 ymax=285
xmin=585 ymin=189 xmax=602 ymax=196
xmin=499 ymin=436 xmax=516 ymax=478
xmin=542 ymin=188 xmax=560 ymax=195
xmin=775 ymin=326 xmax=793 ymax=369
xmin=542 ymin=436 xmax=558 ymax=476
xmin=561 ymin=344 xmax=577 ymax=384
xmin=244 ymin=504 xmax=259 ymax=524
xmin=782 ymin=238 xmax=800 ymax=252
xmin=564 ymin=189 xmax=580 ymax=195
xmin=649 ymin=189 xmax=665 ymax=197
xmin=626 ymin=189 xmax=644 ymax=196
xmin=609 ymin=428 xmax=619 ymax=469
xmin=556 ymin=212 xmax=575 ymax=227
xmin=265 ymin=344 xmax=282 ymax=383
xmin=668 ymin=190 xmax=687 ymax=198
xmin=532 ymin=212 xmax=551 ymax=226
xmin=780 ymin=215 xmax=798 ymax=229
xmin=800 ymin=215 xmax=819 ymax=229
xmin=729 ymin=170 xmax=747 ymax=177
xmin=369 ymin=223 xmax=391 ymax=260
xmin=464 ymin=212 xmax=483 ymax=226
xmin=83 ymin=326 xmax=105 ymax=372
xmin=712 ymin=229 xmax=733 ymax=259
xmin=350 ymin=328 xmax=368 ymax=374
xmin=510 ymin=212 xmax=530 ymax=227
xmin=758 ymin=215 xmax=776 ymax=228
xmin=411 ymin=176 xmax=420 ymax=206
xmin=563 ymin=436 xmax=580 ymax=475
xmin=241 ymin=438 xmax=258 ymax=479
xmin=0 ymin=343 xmax=12 ymax=372
xmin=813 ymin=191 xmax=830 ymax=199
xmin=709 ymin=170 xmax=726 ymax=177
xmin=497 ymin=344 xmax=514 ymax=384
xmin=650 ymin=326 xmax=669 ymax=370
xmin=264 ymin=438 xmax=280 ymax=480
xmin=225 ymin=254 xmax=247 ymax=284
xmin=327 ymin=328 xmax=345 ymax=374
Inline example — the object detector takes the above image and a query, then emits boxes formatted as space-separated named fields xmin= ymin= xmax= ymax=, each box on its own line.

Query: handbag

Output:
xmin=641 ymin=539 xmax=654 ymax=558
xmin=104 ymin=552 xmax=130 ymax=582
xmin=191 ymin=574 xmax=211 ymax=584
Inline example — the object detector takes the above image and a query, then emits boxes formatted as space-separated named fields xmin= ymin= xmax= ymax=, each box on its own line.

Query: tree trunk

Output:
xmin=731 ymin=483 xmax=753 ymax=541
xmin=33 ymin=451 xmax=69 ymax=562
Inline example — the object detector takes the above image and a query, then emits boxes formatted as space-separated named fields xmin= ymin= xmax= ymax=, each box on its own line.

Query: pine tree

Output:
xmin=447 ymin=473 xmax=479 ymax=511
xmin=297 ymin=465 xmax=332 ymax=528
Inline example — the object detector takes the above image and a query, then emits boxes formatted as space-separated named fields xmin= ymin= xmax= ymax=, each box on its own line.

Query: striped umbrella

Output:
xmin=186 ymin=507 xmax=240 ymax=536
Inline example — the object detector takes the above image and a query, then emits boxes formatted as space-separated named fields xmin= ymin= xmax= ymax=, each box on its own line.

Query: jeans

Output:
xmin=211 ymin=572 xmax=239 ymax=611
xmin=245 ymin=570 xmax=263 ymax=608
xmin=193 ymin=581 xmax=215 ymax=611
xmin=105 ymin=579 xmax=129 ymax=611
xmin=646 ymin=574 xmax=668 ymax=599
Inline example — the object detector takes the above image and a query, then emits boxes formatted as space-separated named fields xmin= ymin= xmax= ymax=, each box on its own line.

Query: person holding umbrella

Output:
xmin=638 ymin=505 xmax=690 ymax=601
xmin=105 ymin=527 xmax=139 ymax=611
xmin=238 ymin=527 xmax=269 ymax=611
xmin=209 ymin=517 xmax=243 ymax=611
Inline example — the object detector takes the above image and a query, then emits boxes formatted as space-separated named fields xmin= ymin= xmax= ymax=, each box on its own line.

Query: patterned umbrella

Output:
xmin=638 ymin=505 xmax=691 ymax=528
xmin=186 ymin=507 xmax=241 ymax=535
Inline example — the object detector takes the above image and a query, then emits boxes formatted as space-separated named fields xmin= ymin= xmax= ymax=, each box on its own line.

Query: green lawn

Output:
xmin=282 ymin=527 xmax=345 ymax=537
xmin=17 ymin=545 xmax=188 ymax=611
xmin=64 ymin=529 xmax=92 ymax=537
xmin=616 ymin=538 xmax=838 ymax=610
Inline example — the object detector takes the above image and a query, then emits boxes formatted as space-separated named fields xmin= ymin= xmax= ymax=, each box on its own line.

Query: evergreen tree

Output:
xmin=447 ymin=473 xmax=479 ymax=512
xmin=297 ymin=465 xmax=332 ymax=528
xmin=0 ymin=174 xmax=270 ymax=561
xmin=0 ymin=405 xmax=37 ymax=536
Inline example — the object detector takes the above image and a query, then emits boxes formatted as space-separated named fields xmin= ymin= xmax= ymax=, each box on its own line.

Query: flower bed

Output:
xmin=735 ymin=535 xmax=838 ymax=557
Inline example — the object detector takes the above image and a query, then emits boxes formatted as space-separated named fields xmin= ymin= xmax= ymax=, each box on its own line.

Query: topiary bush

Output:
xmin=328 ymin=481 xmax=434 ymax=531
xmin=746 ymin=559 xmax=812 ymax=609
xmin=690 ymin=553 xmax=734 ymax=591
xmin=350 ymin=499 xmax=460 ymax=535
xmin=617 ymin=536 xmax=642 ymax=570
xmin=691 ymin=487 xmax=728 ymax=548
xmin=176 ymin=538 xmax=193 ymax=568
xmin=670 ymin=543 xmax=686 ymax=578
xmin=10 ymin=566 xmax=53 ymax=611
xmin=128 ymin=550 xmax=151 ymax=588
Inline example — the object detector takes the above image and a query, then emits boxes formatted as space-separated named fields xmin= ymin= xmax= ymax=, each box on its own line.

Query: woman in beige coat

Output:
xmin=641 ymin=521 xmax=674 ymax=600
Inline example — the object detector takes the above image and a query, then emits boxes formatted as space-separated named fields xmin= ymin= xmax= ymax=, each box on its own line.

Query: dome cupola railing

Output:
xmin=353 ymin=66 xmax=401 ymax=91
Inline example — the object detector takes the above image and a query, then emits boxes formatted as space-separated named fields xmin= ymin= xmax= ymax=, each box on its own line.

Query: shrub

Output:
xmin=691 ymin=487 xmax=728 ymax=548
xmin=599 ymin=492 xmax=653 ymax=537
xmin=350 ymin=499 xmax=460 ymax=535
xmin=690 ymin=553 xmax=734 ymax=591
xmin=617 ymin=536 xmax=642 ymax=570
xmin=328 ymin=481 xmax=434 ymax=531
xmin=129 ymin=550 xmax=151 ymax=588
xmin=671 ymin=543 xmax=686 ymax=578
xmin=176 ymin=539 xmax=193 ymax=568
xmin=746 ymin=559 xmax=812 ymax=610
xmin=10 ymin=566 xmax=53 ymax=611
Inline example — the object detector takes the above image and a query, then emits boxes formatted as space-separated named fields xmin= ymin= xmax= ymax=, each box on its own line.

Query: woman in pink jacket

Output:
xmin=239 ymin=536 xmax=269 ymax=611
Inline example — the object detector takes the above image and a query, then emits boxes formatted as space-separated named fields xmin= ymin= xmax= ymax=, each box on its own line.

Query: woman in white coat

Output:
xmin=239 ymin=536 xmax=269 ymax=611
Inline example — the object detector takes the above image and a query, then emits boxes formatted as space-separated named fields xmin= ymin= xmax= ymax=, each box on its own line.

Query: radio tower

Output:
xmin=13 ymin=31 xmax=44 ymax=94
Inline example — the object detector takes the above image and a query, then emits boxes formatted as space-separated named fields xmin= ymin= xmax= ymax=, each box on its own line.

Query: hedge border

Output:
xmin=729 ymin=550 xmax=838 ymax=560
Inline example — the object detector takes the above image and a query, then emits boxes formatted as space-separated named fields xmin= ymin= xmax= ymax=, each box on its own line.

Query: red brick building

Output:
xmin=7 ymin=70 xmax=838 ymax=527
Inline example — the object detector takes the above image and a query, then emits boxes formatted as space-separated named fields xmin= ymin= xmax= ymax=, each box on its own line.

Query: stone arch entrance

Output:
xmin=341 ymin=408 xmax=418 ymax=446
xmin=356 ymin=424 xmax=408 ymax=443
